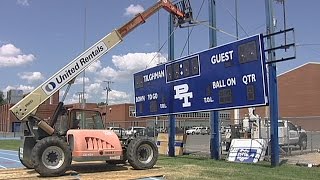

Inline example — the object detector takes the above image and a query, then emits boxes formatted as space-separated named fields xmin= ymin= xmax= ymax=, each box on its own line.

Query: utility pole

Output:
xmin=77 ymin=92 xmax=84 ymax=106
xmin=103 ymin=80 xmax=113 ymax=125
xmin=82 ymin=0 xmax=87 ymax=109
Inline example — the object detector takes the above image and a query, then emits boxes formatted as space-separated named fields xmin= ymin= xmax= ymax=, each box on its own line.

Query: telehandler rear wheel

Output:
xmin=127 ymin=137 xmax=158 ymax=170
xmin=32 ymin=136 xmax=72 ymax=177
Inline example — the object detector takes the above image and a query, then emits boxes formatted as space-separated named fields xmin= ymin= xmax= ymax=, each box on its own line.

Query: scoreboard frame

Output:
xmin=134 ymin=34 xmax=268 ymax=117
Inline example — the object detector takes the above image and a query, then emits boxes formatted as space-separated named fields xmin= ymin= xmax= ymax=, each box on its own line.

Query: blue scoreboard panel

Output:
xmin=134 ymin=34 xmax=268 ymax=117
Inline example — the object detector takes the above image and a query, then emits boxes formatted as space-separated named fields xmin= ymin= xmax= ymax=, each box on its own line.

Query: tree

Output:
xmin=0 ymin=91 xmax=5 ymax=105
xmin=97 ymin=102 xmax=106 ymax=106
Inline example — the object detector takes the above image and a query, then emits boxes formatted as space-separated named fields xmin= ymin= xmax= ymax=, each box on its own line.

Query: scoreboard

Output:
xmin=134 ymin=34 xmax=268 ymax=117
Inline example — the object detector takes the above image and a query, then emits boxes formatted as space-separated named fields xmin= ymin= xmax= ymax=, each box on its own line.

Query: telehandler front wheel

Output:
xmin=32 ymin=136 xmax=72 ymax=177
xmin=127 ymin=137 xmax=158 ymax=170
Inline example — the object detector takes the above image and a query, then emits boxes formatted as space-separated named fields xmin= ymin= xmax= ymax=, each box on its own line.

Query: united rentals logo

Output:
xmin=42 ymin=42 xmax=107 ymax=95
xmin=44 ymin=82 xmax=57 ymax=92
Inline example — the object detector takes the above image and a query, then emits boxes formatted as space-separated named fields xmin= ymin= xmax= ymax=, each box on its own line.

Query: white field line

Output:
xmin=0 ymin=164 xmax=6 ymax=169
xmin=0 ymin=150 xmax=18 ymax=153
xmin=0 ymin=157 xmax=20 ymax=163
xmin=0 ymin=152 xmax=17 ymax=156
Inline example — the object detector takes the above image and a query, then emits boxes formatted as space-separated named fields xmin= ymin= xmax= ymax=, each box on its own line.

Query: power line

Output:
xmin=217 ymin=0 xmax=249 ymax=37
xmin=145 ymin=25 xmax=179 ymax=69
xmin=179 ymin=0 xmax=206 ymax=57
xmin=197 ymin=20 xmax=238 ymax=38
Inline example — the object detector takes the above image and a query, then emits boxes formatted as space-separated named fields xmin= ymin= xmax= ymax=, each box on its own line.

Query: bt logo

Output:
xmin=174 ymin=84 xmax=193 ymax=107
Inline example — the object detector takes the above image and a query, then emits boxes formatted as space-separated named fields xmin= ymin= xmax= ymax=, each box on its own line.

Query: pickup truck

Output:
xmin=224 ymin=120 xmax=307 ymax=151
xmin=255 ymin=120 xmax=308 ymax=150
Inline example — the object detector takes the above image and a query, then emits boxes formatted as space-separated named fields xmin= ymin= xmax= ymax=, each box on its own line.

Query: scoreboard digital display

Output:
xmin=134 ymin=34 xmax=268 ymax=117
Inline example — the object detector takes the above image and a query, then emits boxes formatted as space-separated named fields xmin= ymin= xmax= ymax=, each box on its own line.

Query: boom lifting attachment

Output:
xmin=9 ymin=0 xmax=193 ymax=129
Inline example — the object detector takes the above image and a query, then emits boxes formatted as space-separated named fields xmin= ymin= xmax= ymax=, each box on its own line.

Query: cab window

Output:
xmin=73 ymin=110 xmax=104 ymax=130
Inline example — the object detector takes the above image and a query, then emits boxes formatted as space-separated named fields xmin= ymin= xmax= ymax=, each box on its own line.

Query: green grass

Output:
xmin=1 ymin=140 xmax=319 ymax=180
xmin=0 ymin=139 xmax=20 ymax=150
xmin=157 ymin=155 xmax=320 ymax=180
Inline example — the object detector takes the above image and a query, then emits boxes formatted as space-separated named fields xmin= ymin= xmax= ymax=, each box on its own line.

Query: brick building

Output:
xmin=99 ymin=103 xmax=147 ymax=128
xmin=0 ymin=92 xmax=59 ymax=132
xmin=239 ymin=62 xmax=320 ymax=131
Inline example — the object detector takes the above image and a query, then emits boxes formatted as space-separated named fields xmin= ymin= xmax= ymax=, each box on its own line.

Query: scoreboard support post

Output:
xmin=265 ymin=0 xmax=279 ymax=167
xmin=209 ymin=0 xmax=220 ymax=160
xmin=168 ymin=14 xmax=175 ymax=157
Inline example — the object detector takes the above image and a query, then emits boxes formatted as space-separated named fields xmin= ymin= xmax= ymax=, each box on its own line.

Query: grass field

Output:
xmin=0 ymin=139 xmax=20 ymax=150
xmin=157 ymin=155 xmax=320 ymax=180
xmin=0 ymin=139 xmax=319 ymax=179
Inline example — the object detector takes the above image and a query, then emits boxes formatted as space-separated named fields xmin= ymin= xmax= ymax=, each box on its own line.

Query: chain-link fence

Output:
xmin=102 ymin=117 xmax=320 ymax=157
xmin=0 ymin=131 xmax=22 ymax=139
xmin=2 ymin=116 xmax=320 ymax=158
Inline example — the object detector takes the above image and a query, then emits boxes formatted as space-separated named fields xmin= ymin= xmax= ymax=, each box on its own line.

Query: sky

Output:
xmin=0 ymin=0 xmax=319 ymax=105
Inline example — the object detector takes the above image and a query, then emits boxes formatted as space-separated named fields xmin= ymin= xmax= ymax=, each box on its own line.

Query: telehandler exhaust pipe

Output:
xmin=38 ymin=120 xmax=55 ymax=135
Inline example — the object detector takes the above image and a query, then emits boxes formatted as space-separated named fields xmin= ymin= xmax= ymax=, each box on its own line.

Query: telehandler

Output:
xmin=10 ymin=0 xmax=193 ymax=176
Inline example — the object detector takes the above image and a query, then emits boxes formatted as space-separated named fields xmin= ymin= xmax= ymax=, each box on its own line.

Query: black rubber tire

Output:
xmin=127 ymin=137 xmax=158 ymax=170
xmin=32 ymin=136 xmax=72 ymax=177
xmin=18 ymin=148 xmax=34 ymax=169
xmin=192 ymin=132 xmax=195 ymax=135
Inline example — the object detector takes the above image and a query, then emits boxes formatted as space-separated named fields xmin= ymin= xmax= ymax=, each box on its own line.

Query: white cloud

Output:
xmin=3 ymin=85 xmax=34 ymax=94
xmin=99 ymin=67 xmax=118 ymax=81
xmin=98 ymin=52 xmax=167 ymax=81
xmin=74 ymin=77 xmax=90 ymax=85
xmin=86 ymin=83 xmax=102 ymax=94
xmin=65 ymin=93 xmax=81 ymax=104
xmin=65 ymin=92 xmax=90 ymax=104
xmin=17 ymin=0 xmax=30 ymax=6
xmin=124 ymin=4 xmax=144 ymax=17
xmin=18 ymin=72 xmax=44 ymax=83
xmin=0 ymin=44 xmax=35 ymax=67
xmin=113 ymin=52 xmax=166 ymax=70
xmin=86 ymin=61 xmax=102 ymax=73
xmin=103 ymin=89 xmax=132 ymax=104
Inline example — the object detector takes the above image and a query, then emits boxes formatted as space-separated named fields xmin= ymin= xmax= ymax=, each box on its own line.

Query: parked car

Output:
xmin=125 ymin=126 xmax=146 ymax=136
xmin=145 ymin=127 xmax=159 ymax=137
xmin=107 ymin=127 xmax=125 ymax=137
xmin=201 ymin=127 xmax=210 ymax=135
xmin=186 ymin=126 xmax=207 ymax=135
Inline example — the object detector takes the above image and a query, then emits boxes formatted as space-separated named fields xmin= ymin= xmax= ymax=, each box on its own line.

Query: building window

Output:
xmin=129 ymin=106 xmax=136 ymax=117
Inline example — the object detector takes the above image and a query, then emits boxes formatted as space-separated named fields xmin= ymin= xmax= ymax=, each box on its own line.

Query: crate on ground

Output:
xmin=157 ymin=133 xmax=187 ymax=155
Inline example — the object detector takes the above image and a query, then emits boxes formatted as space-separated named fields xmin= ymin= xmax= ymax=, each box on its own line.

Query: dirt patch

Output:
xmin=0 ymin=162 xmax=209 ymax=180
xmin=0 ymin=162 xmax=167 ymax=180
xmin=285 ymin=152 xmax=320 ymax=165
